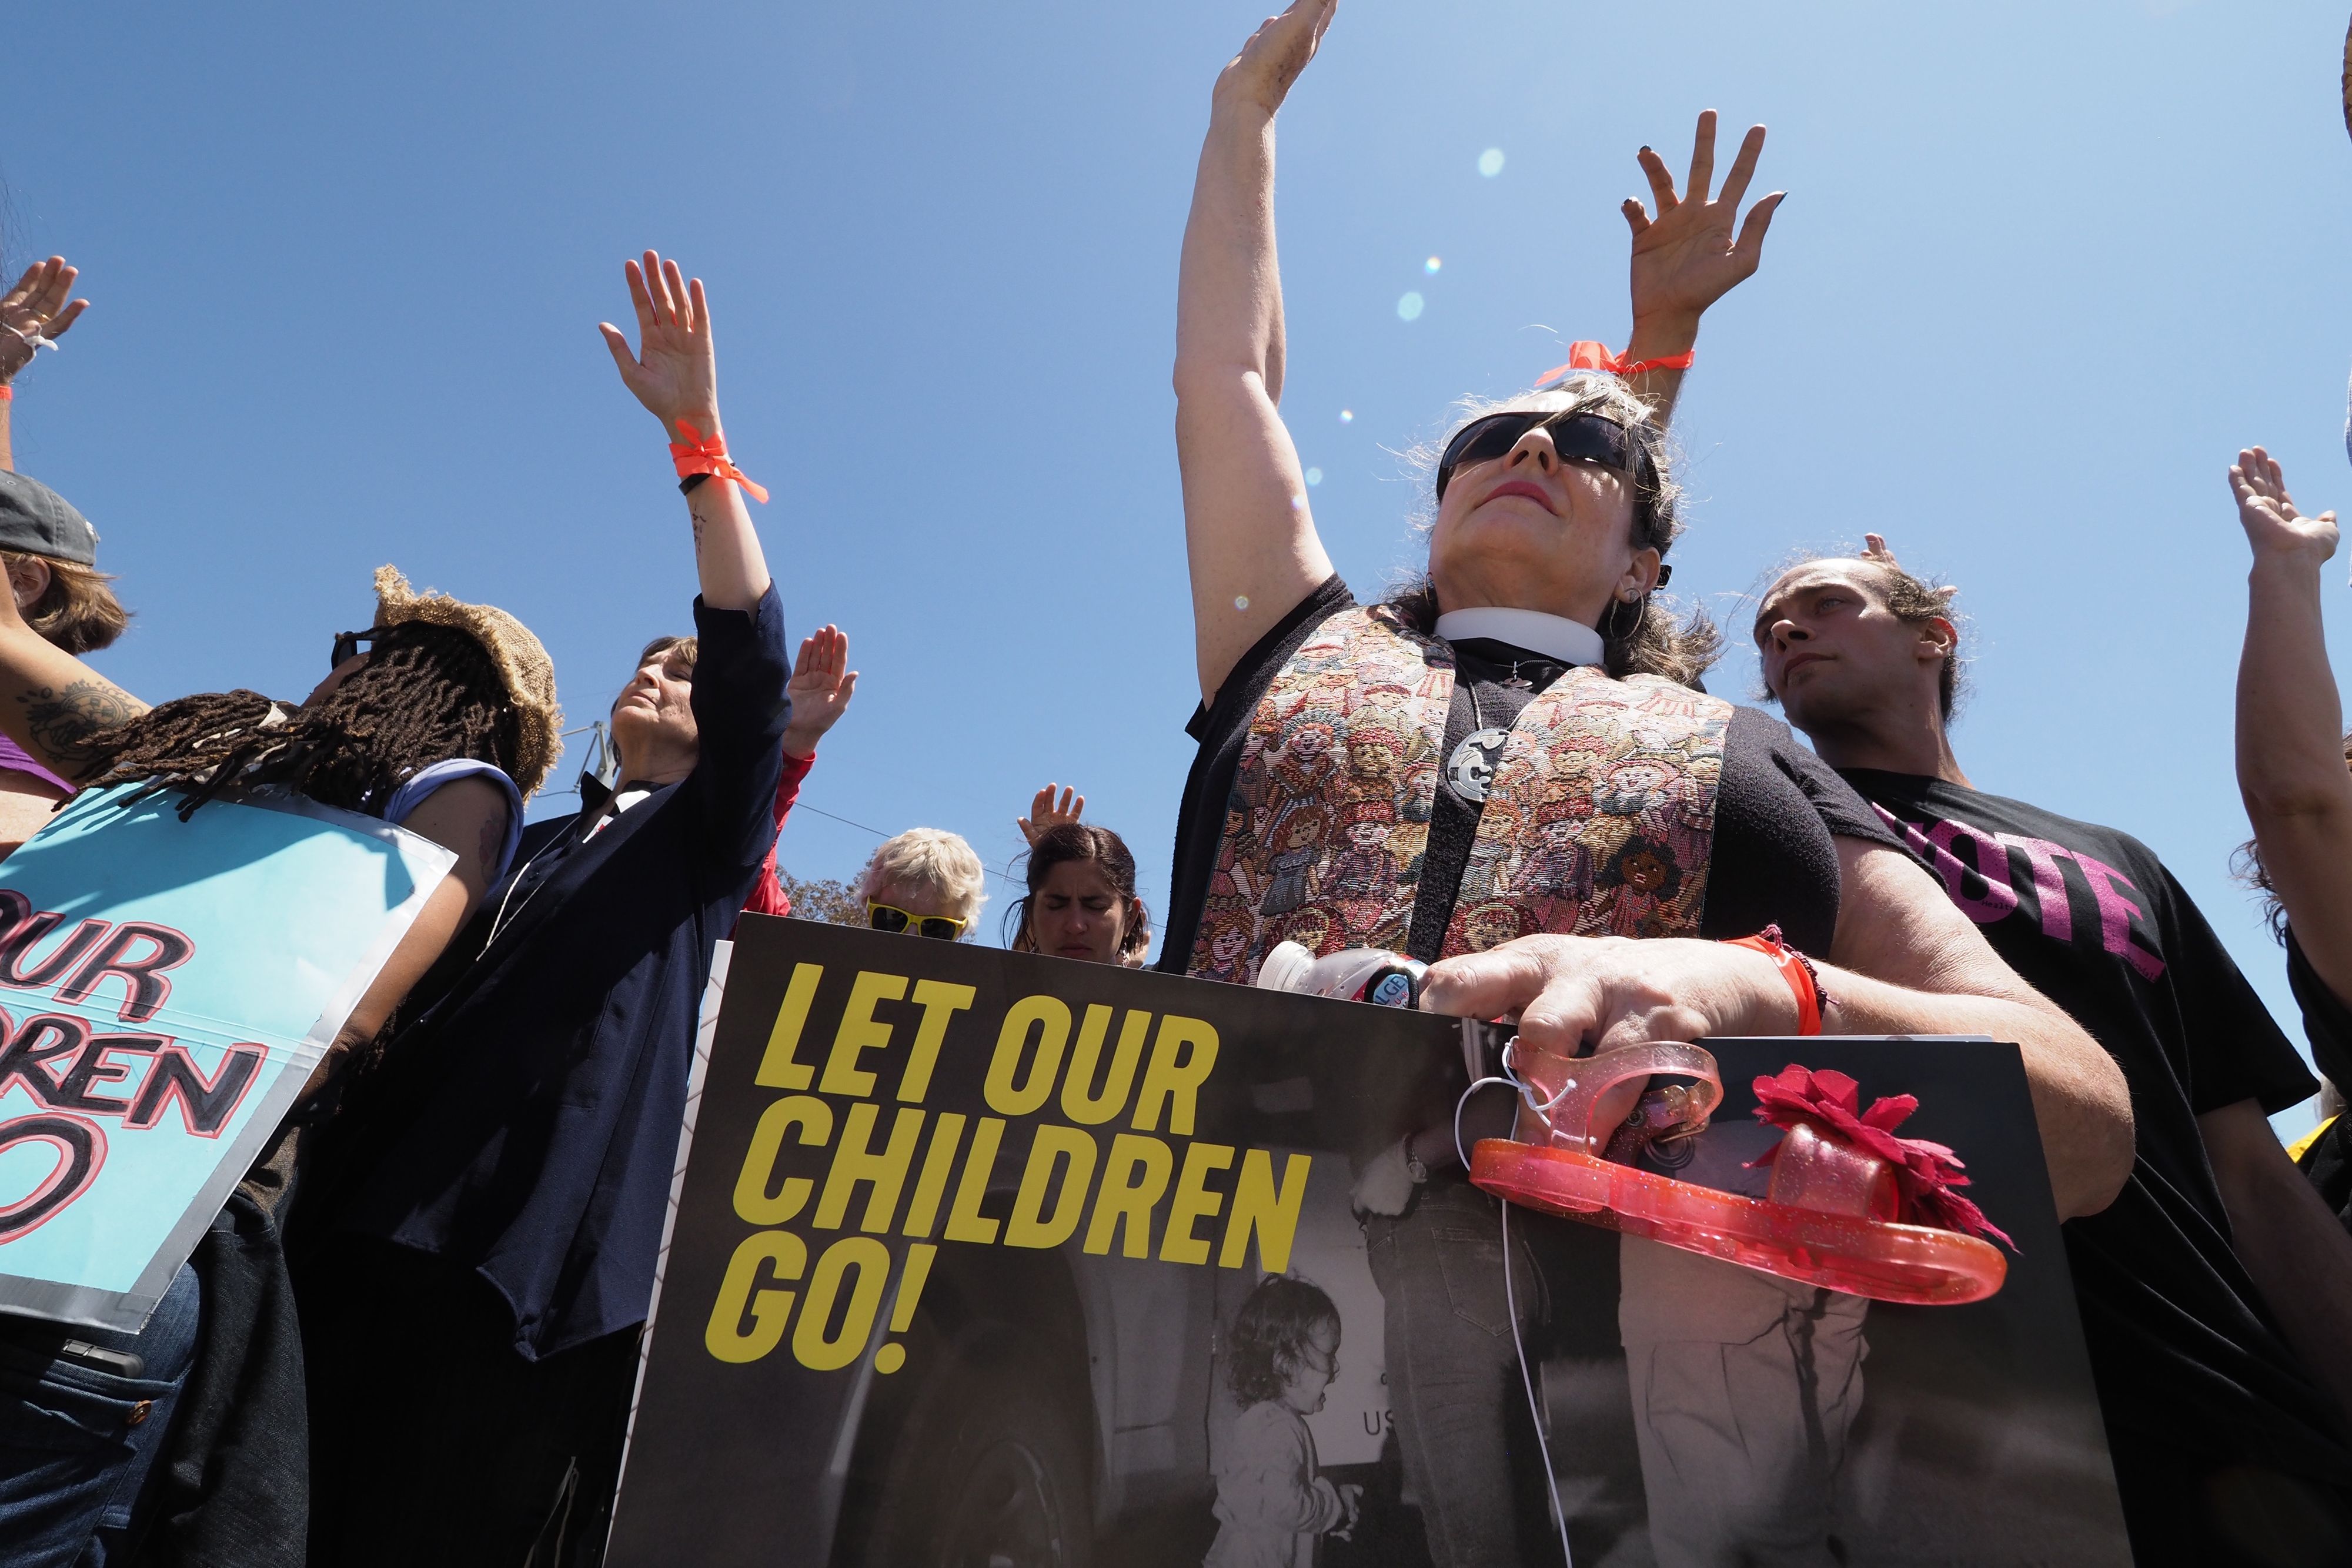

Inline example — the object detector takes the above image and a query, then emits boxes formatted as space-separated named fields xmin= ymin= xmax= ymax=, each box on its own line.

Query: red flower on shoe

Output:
xmin=1749 ymin=1064 xmax=2015 ymax=1249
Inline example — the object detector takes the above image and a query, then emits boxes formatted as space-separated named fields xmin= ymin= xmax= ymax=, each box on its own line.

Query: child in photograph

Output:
xmin=1206 ymin=1275 xmax=1362 ymax=1568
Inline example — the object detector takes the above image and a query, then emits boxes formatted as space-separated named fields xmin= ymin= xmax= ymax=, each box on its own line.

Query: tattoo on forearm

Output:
xmin=690 ymin=506 xmax=709 ymax=559
xmin=23 ymin=680 xmax=142 ymax=766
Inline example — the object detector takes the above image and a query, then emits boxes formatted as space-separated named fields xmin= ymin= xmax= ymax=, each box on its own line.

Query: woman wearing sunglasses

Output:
xmin=1166 ymin=5 xmax=2131 ymax=1562
xmin=859 ymin=826 xmax=985 ymax=941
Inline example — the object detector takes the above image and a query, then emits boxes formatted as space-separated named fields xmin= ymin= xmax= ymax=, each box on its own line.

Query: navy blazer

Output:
xmin=322 ymin=587 xmax=790 ymax=1359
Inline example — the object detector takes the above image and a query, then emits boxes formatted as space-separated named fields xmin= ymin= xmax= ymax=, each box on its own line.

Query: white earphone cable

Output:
xmin=1454 ymin=1068 xmax=1576 ymax=1568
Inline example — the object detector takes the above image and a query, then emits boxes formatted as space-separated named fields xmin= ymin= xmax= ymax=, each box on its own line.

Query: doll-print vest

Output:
xmin=1185 ymin=604 xmax=1731 ymax=982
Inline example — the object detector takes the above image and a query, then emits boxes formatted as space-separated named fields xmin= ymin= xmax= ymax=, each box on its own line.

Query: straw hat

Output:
xmin=373 ymin=566 xmax=563 ymax=796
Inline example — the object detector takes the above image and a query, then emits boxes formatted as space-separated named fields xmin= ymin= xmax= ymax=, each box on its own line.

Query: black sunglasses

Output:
xmin=1434 ymin=410 xmax=1641 ymax=503
xmin=330 ymin=627 xmax=388 ymax=671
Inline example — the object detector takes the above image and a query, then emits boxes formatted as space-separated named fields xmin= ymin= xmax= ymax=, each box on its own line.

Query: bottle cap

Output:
xmin=1257 ymin=940 xmax=1315 ymax=994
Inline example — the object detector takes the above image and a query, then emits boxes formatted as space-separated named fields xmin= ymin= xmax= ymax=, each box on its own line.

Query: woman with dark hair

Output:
xmin=1008 ymin=821 xmax=1152 ymax=966
xmin=1168 ymin=5 xmax=2132 ymax=1560
xmin=0 ymin=557 xmax=555 ymax=1564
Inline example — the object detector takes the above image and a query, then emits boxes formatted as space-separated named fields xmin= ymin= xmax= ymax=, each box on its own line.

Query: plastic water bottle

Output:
xmin=1256 ymin=940 xmax=1428 ymax=1008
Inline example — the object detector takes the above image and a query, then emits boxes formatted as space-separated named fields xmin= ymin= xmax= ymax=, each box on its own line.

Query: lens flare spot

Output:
xmin=1396 ymin=292 xmax=1425 ymax=322
xmin=1290 ymin=492 xmax=1307 ymax=510
xmin=1234 ymin=595 xmax=1250 ymax=611
xmin=1305 ymin=467 xmax=1323 ymax=486
xmin=1478 ymin=148 xmax=1505 ymax=178
xmin=1425 ymin=256 xmax=1442 ymax=275
xmin=1339 ymin=409 xmax=1354 ymax=423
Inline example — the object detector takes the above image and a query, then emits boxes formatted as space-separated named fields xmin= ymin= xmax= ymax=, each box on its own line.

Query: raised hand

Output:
xmin=1623 ymin=112 xmax=1784 ymax=337
xmin=1213 ymin=0 xmax=1338 ymax=117
xmin=780 ymin=626 xmax=857 ymax=757
xmin=2231 ymin=446 xmax=2339 ymax=566
xmin=0 ymin=258 xmax=89 ymax=382
xmin=1018 ymin=784 xmax=1085 ymax=845
xmin=599 ymin=251 xmax=723 ymax=437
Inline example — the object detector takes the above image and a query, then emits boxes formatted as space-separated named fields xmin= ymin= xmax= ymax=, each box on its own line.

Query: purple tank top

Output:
xmin=0 ymin=734 xmax=73 ymax=795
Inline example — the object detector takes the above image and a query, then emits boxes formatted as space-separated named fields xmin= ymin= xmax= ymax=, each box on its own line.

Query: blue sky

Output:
xmin=9 ymin=1 xmax=2350 ymax=1128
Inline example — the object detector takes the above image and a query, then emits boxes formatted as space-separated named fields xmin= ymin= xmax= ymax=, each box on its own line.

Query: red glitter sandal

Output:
xmin=1466 ymin=1042 xmax=2010 ymax=1306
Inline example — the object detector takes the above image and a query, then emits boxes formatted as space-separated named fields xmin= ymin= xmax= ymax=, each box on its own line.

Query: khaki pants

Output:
xmin=1618 ymin=1235 xmax=1869 ymax=1568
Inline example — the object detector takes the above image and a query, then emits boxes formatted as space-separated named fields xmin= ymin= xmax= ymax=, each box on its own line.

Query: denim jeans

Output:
xmin=0 ymin=1262 xmax=204 ymax=1567
xmin=1362 ymin=1175 xmax=1548 ymax=1568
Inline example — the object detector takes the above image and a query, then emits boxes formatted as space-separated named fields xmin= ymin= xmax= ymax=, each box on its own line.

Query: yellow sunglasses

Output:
xmin=868 ymin=901 xmax=967 ymax=941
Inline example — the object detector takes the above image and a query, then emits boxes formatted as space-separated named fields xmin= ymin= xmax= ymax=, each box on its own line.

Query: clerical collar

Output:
xmin=577 ymin=773 xmax=663 ymax=817
xmin=1434 ymin=607 xmax=1603 ymax=667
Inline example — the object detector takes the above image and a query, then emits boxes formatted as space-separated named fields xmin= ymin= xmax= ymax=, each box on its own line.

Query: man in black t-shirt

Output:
xmin=1756 ymin=535 xmax=2352 ymax=1566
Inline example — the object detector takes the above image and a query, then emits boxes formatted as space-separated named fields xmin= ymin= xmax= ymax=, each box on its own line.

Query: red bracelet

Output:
xmin=0 ymin=385 xmax=15 ymax=403
xmin=669 ymin=419 xmax=769 ymax=504
xmin=1533 ymin=339 xmax=1696 ymax=387
xmin=1723 ymin=924 xmax=1826 ymax=1036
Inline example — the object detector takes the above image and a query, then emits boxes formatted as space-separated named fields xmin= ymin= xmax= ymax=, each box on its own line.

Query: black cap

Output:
xmin=0 ymin=472 xmax=98 ymax=565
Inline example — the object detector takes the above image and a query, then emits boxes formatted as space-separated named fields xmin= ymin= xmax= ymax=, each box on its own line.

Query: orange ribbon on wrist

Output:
xmin=1533 ymin=340 xmax=1696 ymax=387
xmin=1723 ymin=924 xmax=1826 ymax=1036
xmin=669 ymin=419 xmax=769 ymax=504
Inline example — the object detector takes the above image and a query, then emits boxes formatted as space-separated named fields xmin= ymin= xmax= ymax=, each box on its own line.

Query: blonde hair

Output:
xmin=1389 ymin=372 xmax=1721 ymax=688
xmin=858 ymin=827 xmax=988 ymax=934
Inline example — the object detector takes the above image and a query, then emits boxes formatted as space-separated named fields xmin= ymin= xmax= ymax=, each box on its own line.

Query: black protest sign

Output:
xmin=607 ymin=917 xmax=2129 ymax=1567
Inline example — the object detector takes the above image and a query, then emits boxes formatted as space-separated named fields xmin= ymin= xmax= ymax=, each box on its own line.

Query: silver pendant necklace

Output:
xmin=1446 ymin=680 xmax=1510 ymax=805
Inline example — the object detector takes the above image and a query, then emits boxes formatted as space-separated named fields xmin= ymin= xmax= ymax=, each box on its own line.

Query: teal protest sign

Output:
xmin=0 ymin=783 xmax=455 ymax=1331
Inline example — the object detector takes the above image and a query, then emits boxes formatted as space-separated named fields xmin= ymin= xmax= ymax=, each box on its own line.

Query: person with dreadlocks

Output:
xmin=292 ymin=250 xmax=791 ymax=1567
xmin=0 ymin=545 xmax=556 ymax=1563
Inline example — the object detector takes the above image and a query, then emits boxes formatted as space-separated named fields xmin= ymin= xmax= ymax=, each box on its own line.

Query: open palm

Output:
xmin=598 ymin=251 xmax=721 ymax=433
xmin=0 ymin=258 xmax=89 ymax=380
xmin=1018 ymin=784 xmax=1085 ymax=845
xmin=2231 ymin=446 xmax=2338 ymax=563
xmin=781 ymin=626 xmax=857 ymax=755
xmin=1624 ymin=112 xmax=1783 ymax=330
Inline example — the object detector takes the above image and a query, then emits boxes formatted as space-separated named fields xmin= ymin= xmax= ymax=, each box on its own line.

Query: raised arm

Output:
xmin=780 ymin=625 xmax=856 ymax=761
xmin=1174 ymin=0 xmax=1338 ymax=704
xmin=0 ymin=257 xmax=92 ymax=473
xmin=2230 ymin=447 xmax=2352 ymax=996
xmin=1615 ymin=113 xmax=1783 ymax=426
xmin=600 ymin=250 xmax=773 ymax=613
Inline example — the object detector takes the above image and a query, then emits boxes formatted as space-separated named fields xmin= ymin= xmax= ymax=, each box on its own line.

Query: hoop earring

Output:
xmin=1603 ymin=594 xmax=1645 ymax=643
